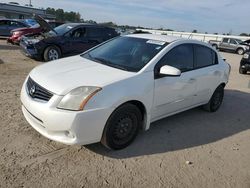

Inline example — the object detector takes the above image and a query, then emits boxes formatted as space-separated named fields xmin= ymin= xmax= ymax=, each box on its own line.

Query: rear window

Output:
xmin=194 ymin=45 xmax=217 ymax=68
xmin=87 ymin=27 xmax=103 ymax=37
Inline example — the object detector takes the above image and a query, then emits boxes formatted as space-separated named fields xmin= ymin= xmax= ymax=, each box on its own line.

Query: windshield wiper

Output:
xmin=92 ymin=57 xmax=129 ymax=71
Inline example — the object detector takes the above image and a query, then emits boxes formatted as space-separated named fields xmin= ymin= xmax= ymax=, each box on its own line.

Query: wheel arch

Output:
xmin=111 ymin=100 xmax=148 ymax=131
xmin=236 ymin=47 xmax=244 ymax=54
xmin=43 ymin=44 xmax=62 ymax=60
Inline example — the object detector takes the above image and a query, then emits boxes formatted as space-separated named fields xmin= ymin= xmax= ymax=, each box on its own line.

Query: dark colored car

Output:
xmin=20 ymin=16 xmax=119 ymax=61
xmin=0 ymin=19 xmax=29 ymax=37
xmin=242 ymin=39 xmax=250 ymax=46
xmin=239 ymin=51 xmax=250 ymax=74
xmin=7 ymin=20 xmax=64 ymax=44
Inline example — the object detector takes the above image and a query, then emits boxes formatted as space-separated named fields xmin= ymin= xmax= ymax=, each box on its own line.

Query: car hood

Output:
xmin=34 ymin=15 xmax=57 ymax=34
xmin=29 ymin=55 xmax=136 ymax=95
xmin=11 ymin=27 xmax=28 ymax=32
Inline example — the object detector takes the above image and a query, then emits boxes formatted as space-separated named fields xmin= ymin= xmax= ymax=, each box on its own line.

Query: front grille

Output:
xmin=26 ymin=77 xmax=53 ymax=102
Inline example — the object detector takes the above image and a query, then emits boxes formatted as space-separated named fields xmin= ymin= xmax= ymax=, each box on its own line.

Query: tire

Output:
xmin=44 ymin=46 xmax=61 ymax=62
xmin=236 ymin=48 xmax=244 ymax=55
xmin=239 ymin=67 xmax=247 ymax=74
xmin=212 ymin=44 xmax=218 ymax=49
xmin=101 ymin=103 xmax=142 ymax=150
xmin=203 ymin=85 xmax=224 ymax=112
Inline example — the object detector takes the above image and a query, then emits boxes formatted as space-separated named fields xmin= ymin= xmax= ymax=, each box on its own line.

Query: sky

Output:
xmin=1 ymin=0 xmax=250 ymax=34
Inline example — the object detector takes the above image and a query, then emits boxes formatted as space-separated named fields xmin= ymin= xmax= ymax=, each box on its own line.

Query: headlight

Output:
xmin=13 ymin=31 xmax=22 ymax=36
xmin=57 ymin=86 xmax=102 ymax=111
xmin=27 ymin=39 xmax=40 ymax=44
xmin=243 ymin=53 xmax=249 ymax=59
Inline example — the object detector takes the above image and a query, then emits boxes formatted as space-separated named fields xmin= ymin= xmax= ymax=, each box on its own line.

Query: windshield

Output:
xmin=31 ymin=23 xmax=40 ymax=29
xmin=53 ymin=24 xmax=74 ymax=35
xmin=81 ymin=36 xmax=167 ymax=72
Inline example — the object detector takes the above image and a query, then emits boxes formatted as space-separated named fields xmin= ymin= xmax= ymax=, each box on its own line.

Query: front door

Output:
xmin=152 ymin=44 xmax=197 ymax=120
xmin=63 ymin=27 xmax=90 ymax=55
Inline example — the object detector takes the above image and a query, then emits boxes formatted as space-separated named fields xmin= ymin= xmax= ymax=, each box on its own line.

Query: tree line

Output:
xmin=45 ymin=8 xmax=249 ymax=36
xmin=46 ymin=8 xmax=81 ymax=22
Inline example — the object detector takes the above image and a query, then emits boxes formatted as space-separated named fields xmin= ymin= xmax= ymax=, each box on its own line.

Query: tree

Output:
xmin=45 ymin=8 xmax=81 ymax=22
xmin=55 ymin=9 xmax=64 ymax=21
xmin=240 ymin=33 xmax=249 ymax=36
xmin=192 ymin=29 xmax=197 ymax=33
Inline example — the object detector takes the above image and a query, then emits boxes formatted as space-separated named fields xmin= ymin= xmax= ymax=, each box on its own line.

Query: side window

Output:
xmin=70 ymin=27 xmax=86 ymax=38
xmin=222 ymin=38 xmax=229 ymax=43
xmin=194 ymin=45 xmax=217 ymax=68
xmin=0 ymin=20 xmax=8 ymax=26
xmin=230 ymin=39 xmax=237 ymax=44
xmin=155 ymin=44 xmax=194 ymax=74
xmin=87 ymin=27 xmax=103 ymax=37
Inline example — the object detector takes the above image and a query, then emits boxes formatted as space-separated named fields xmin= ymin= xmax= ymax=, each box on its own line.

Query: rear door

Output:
xmin=229 ymin=39 xmax=238 ymax=51
xmin=85 ymin=27 xmax=104 ymax=47
xmin=220 ymin=38 xmax=230 ymax=50
xmin=192 ymin=44 xmax=221 ymax=104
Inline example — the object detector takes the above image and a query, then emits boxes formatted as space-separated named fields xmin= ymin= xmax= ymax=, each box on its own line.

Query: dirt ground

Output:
xmin=0 ymin=39 xmax=250 ymax=188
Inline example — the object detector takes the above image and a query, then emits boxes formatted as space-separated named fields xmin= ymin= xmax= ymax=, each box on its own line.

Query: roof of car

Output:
xmin=127 ymin=34 xmax=183 ymax=43
xmin=62 ymin=23 xmax=108 ymax=28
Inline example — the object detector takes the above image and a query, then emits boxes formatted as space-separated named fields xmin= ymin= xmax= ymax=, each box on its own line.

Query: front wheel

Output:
xmin=101 ymin=104 xmax=142 ymax=150
xmin=44 ymin=46 xmax=61 ymax=62
xmin=212 ymin=44 xmax=218 ymax=49
xmin=237 ymin=48 xmax=244 ymax=55
xmin=239 ymin=67 xmax=247 ymax=74
xmin=203 ymin=85 xmax=224 ymax=112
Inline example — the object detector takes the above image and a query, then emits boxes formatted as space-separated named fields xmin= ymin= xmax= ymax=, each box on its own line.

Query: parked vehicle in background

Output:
xmin=209 ymin=38 xmax=249 ymax=55
xmin=7 ymin=19 xmax=64 ymax=44
xmin=242 ymin=39 xmax=250 ymax=46
xmin=239 ymin=51 xmax=250 ymax=74
xmin=0 ymin=19 xmax=29 ymax=37
xmin=20 ymin=15 xmax=119 ymax=61
xmin=22 ymin=19 xmax=38 ymax=27
xmin=20 ymin=34 xmax=230 ymax=149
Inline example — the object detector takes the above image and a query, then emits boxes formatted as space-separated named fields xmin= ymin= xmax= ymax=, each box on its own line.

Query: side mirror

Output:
xmin=159 ymin=65 xmax=181 ymax=77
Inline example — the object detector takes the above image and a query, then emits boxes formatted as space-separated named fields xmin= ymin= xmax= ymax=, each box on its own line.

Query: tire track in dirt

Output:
xmin=20 ymin=147 xmax=69 ymax=167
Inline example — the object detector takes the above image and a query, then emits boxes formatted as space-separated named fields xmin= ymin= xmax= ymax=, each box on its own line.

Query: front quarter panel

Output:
xmin=84 ymin=71 xmax=154 ymax=130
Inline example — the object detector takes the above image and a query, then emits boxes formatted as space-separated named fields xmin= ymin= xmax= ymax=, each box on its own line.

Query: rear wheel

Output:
xmin=239 ymin=67 xmax=247 ymax=74
xmin=203 ymin=85 xmax=224 ymax=112
xmin=44 ymin=46 xmax=61 ymax=62
xmin=101 ymin=103 xmax=142 ymax=150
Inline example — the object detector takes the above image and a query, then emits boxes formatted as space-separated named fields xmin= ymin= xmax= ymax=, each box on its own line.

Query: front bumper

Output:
xmin=20 ymin=78 xmax=113 ymax=145
xmin=240 ymin=59 xmax=250 ymax=71
xmin=20 ymin=41 xmax=42 ymax=60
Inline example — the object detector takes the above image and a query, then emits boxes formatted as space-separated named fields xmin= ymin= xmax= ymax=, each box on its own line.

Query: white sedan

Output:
xmin=21 ymin=34 xmax=230 ymax=150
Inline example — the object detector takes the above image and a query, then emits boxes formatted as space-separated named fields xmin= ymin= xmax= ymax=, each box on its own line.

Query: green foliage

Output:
xmin=239 ymin=33 xmax=250 ymax=36
xmin=46 ymin=7 xmax=81 ymax=22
